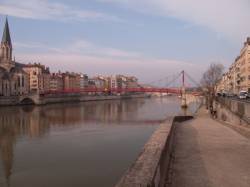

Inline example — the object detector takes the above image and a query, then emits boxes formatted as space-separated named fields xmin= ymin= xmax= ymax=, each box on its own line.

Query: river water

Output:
xmin=0 ymin=96 xmax=197 ymax=187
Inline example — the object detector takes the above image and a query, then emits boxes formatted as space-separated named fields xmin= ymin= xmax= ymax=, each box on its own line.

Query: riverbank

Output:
xmin=114 ymin=102 xmax=250 ymax=187
xmin=169 ymin=106 xmax=250 ymax=187
xmin=0 ymin=93 xmax=150 ymax=106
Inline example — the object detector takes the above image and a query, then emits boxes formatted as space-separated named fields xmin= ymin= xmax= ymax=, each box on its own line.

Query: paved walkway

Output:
xmin=170 ymin=107 xmax=250 ymax=187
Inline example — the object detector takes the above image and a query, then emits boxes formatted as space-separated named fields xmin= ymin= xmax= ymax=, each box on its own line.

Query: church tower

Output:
xmin=0 ymin=17 xmax=12 ymax=62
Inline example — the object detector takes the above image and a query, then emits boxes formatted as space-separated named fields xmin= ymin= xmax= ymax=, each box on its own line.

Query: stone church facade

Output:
xmin=0 ymin=18 xmax=29 ymax=96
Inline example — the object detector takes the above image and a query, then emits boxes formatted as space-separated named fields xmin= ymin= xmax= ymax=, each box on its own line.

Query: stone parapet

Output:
xmin=115 ymin=116 xmax=193 ymax=187
xmin=216 ymin=97 xmax=250 ymax=125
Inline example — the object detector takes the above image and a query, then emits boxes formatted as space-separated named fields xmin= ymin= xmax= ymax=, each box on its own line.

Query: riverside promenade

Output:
xmin=169 ymin=107 xmax=250 ymax=187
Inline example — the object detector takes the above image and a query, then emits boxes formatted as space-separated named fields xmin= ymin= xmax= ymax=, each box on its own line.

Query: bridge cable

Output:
xmin=165 ymin=72 xmax=182 ymax=88
xmin=184 ymin=71 xmax=202 ymax=88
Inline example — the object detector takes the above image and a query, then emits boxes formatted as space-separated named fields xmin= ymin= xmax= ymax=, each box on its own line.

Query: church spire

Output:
xmin=1 ymin=17 xmax=12 ymax=46
xmin=0 ymin=17 xmax=13 ymax=62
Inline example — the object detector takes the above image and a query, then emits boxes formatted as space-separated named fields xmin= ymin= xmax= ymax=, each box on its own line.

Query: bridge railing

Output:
xmin=41 ymin=87 xmax=182 ymax=96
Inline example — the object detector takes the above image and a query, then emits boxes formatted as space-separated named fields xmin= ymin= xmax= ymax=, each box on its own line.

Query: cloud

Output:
xmin=0 ymin=0 xmax=123 ymax=22
xmin=99 ymin=0 xmax=250 ymax=42
xmin=70 ymin=40 xmax=141 ymax=58
xmin=14 ymin=40 xmax=205 ymax=84
xmin=15 ymin=39 xmax=141 ymax=59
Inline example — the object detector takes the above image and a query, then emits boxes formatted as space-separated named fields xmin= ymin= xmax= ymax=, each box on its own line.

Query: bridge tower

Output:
xmin=181 ymin=70 xmax=188 ymax=108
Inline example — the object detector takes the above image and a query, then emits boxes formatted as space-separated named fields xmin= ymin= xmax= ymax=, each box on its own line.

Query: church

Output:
xmin=0 ymin=18 xmax=29 ymax=96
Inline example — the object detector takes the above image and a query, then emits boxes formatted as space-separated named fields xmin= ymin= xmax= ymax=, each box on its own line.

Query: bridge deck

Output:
xmin=169 ymin=107 xmax=250 ymax=187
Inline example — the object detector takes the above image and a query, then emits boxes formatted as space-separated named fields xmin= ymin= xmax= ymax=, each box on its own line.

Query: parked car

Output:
xmin=238 ymin=91 xmax=247 ymax=99
xmin=227 ymin=92 xmax=235 ymax=97
xmin=247 ymin=92 xmax=250 ymax=99
xmin=216 ymin=92 xmax=222 ymax=97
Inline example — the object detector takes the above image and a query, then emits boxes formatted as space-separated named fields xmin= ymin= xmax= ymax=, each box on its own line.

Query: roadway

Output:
xmin=217 ymin=95 xmax=250 ymax=103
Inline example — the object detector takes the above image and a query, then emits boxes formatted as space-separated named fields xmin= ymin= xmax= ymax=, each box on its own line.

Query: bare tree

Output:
xmin=201 ymin=63 xmax=224 ymax=109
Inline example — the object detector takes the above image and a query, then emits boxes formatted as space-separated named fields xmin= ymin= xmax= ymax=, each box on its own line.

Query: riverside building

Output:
xmin=0 ymin=17 xmax=141 ymax=97
xmin=0 ymin=18 xmax=29 ymax=96
xmin=23 ymin=63 xmax=50 ymax=93
xmin=217 ymin=37 xmax=250 ymax=94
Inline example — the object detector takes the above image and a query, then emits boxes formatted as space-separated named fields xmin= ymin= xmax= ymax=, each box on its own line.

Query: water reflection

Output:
xmin=0 ymin=123 xmax=14 ymax=187
xmin=1 ymin=99 xmax=147 ymax=136
xmin=0 ymin=97 xmax=185 ymax=187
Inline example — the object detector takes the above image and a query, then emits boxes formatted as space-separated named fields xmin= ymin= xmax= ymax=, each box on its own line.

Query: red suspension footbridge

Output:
xmin=42 ymin=71 xmax=202 ymax=96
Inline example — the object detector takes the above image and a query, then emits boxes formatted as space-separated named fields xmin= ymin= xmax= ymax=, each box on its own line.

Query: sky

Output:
xmin=0 ymin=0 xmax=250 ymax=85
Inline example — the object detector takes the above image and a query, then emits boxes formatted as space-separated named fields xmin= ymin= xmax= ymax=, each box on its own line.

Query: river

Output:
xmin=0 ymin=96 xmax=197 ymax=187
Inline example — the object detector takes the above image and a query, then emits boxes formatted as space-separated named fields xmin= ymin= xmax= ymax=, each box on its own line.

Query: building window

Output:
xmin=248 ymin=75 xmax=250 ymax=80
xmin=33 ymin=71 xmax=37 ymax=75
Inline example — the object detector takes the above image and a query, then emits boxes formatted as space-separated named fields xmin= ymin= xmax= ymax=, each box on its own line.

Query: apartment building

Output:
xmin=23 ymin=63 xmax=50 ymax=93
xmin=62 ymin=72 xmax=81 ymax=90
xmin=80 ymin=74 xmax=88 ymax=89
xmin=49 ymin=73 xmax=63 ymax=91
xmin=217 ymin=37 xmax=250 ymax=94
xmin=126 ymin=76 xmax=138 ymax=88
xmin=109 ymin=76 xmax=117 ymax=91
xmin=92 ymin=76 xmax=106 ymax=89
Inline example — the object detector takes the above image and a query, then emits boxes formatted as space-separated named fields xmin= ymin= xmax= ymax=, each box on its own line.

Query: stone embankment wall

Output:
xmin=0 ymin=94 xmax=149 ymax=106
xmin=0 ymin=96 xmax=18 ymax=105
xmin=115 ymin=116 xmax=193 ymax=187
xmin=216 ymin=98 xmax=250 ymax=125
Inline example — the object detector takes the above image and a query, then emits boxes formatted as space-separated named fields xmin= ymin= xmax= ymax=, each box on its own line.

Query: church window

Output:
xmin=18 ymin=76 xmax=21 ymax=87
xmin=22 ymin=76 xmax=24 ymax=87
